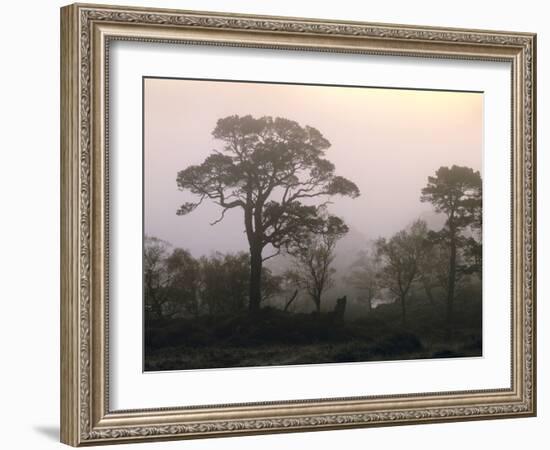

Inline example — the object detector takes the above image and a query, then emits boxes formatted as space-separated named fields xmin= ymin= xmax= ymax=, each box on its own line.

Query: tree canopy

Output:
xmin=421 ymin=165 xmax=481 ymax=228
xmin=176 ymin=115 xmax=359 ymax=312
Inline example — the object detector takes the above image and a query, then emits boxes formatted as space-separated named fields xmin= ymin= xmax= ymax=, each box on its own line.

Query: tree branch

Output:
xmin=262 ymin=249 xmax=281 ymax=262
xmin=210 ymin=207 xmax=229 ymax=226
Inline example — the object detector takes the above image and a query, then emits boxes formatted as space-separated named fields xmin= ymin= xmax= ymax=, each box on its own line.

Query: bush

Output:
xmin=371 ymin=332 xmax=423 ymax=357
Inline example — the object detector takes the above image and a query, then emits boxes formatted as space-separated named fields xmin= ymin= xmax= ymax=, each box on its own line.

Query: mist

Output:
xmin=144 ymin=78 xmax=482 ymax=257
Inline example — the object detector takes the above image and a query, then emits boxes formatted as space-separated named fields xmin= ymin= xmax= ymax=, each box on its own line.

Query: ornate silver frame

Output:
xmin=60 ymin=3 xmax=536 ymax=446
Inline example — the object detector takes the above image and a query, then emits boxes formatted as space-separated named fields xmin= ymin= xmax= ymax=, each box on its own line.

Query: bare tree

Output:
xmin=375 ymin=220 xmax=429 ymax=325
xmin=285 ymin=214 xmax=348 ymax=313
xmin=143 ymin=236 xmax=172 ymax=319
xmin=346 ymin=249 xmax=380 ymax=313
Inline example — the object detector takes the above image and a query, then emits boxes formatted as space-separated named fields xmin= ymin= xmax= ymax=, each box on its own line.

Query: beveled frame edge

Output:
xmin=60 ymin=2 xmax=537 ymax=446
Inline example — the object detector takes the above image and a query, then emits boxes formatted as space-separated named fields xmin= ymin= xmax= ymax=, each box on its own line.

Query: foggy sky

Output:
xmin=144 ymin=78 xmax=482 ymax=256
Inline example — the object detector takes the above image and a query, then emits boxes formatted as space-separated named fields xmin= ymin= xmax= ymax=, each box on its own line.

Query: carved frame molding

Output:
xmin=61 ymin=3 xmax=536 ymax=446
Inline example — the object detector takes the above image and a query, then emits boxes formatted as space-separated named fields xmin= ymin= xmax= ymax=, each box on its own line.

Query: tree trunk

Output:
xmin=446 ymin=234 xmax=457 ymax=337
xmin=311 ymin=293 xmax=321 ymax=314
xmin=248 ymin=244 xmax=263 ymax=314
xmin=366 ymin=294 xmax=372 ymax=313
xmin=400 ymin=293 xmax=407 ymax=325
xmin=421 ymin=276 xmax=435 ymax=306
xmin=284 ymin=289 xmax=298 ymax=312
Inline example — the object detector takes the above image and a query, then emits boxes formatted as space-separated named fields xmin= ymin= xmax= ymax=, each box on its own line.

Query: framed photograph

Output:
xmin=60 ymin=3 xmax=537 ymax=446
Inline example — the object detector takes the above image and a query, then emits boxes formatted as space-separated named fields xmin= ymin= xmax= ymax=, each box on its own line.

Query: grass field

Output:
xmin=144 ymin=292 xmax=482 ymax=371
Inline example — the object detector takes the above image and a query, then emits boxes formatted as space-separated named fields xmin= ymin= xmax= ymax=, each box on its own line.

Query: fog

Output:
xmin=144 ymin=78 xmax=482 ymax=256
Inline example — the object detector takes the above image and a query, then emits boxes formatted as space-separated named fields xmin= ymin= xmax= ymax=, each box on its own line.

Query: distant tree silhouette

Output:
xmin=176 ymin=115 xmax=359 ymax=314
xmin=421 ymin=165 xmax=482 ymax=335
xmin=198 ymin=252 xmax=282 ymax=315
xmin=144 ymin=236 xmax=173 ymax=319
xmin=261 ymin=269 xmax=284 ymax=305
xmin=199 ymin=252 xmax=250 ymax=315
xmin=164 ymin=248 xmax=200 ymax=317
xmin=285 ymin=214 xmax=348 ymax=313
xmin=375 ymin=220 xmax=429 ymax=325
xmin=464 ymin=182 xmax=483 ymax=278
xmin=346 ymin=249 xmax=380 ymax=313
xmin=416 ymin=233 xmax=449 ymax=306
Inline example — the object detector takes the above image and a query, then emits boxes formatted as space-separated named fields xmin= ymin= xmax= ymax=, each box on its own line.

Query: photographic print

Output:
xmin=143 ymin=77 xmax=483 ymax=372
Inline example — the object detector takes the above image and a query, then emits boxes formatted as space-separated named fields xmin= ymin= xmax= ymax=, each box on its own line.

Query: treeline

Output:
xmin=146 ymin=164 xmax=481 ymax=340
xmin=144 ymin=116 xmax=484 ymax=369
xmin=147 ymin=115 xmax=483 ymax=340
xmin=347 ymin=218 xmax=481 ymax=330
xmin=144 ymin=240 xmax=283 ymax=319
xmin=348 ymin=165 xmax=481 ymax=335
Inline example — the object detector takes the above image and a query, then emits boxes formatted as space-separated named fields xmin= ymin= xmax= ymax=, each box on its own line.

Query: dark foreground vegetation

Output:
xmin=145 ymin=287 xmax=481 ymax=371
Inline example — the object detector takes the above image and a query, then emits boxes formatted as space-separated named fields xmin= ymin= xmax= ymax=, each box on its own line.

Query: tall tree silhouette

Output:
xmin=176 ymin=115 xmax=360 ymax=313
xmin=421 ymin=165 xmax=482 ymax=335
